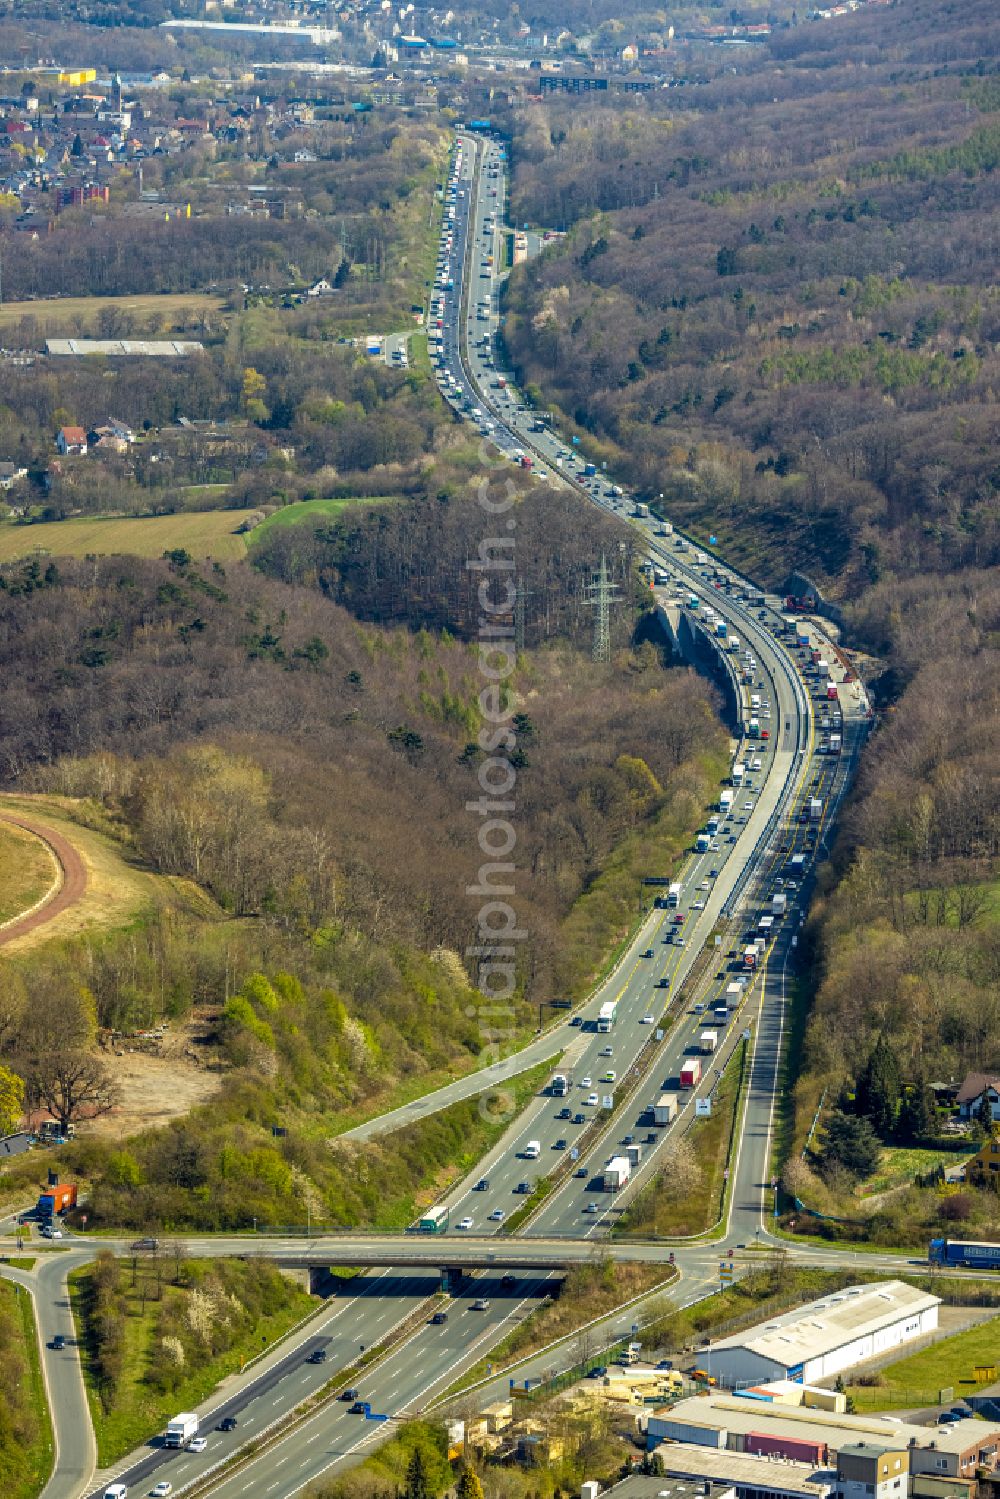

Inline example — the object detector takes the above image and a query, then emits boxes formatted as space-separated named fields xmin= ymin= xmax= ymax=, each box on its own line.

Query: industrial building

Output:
xmin=645 ymin=1392 xmax=1000 ymax=1482
xmin=701 ymin=1281 xmax=939 ymax=1387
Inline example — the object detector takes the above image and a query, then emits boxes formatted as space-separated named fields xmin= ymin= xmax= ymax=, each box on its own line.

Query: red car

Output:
xmin=672 ymin=913 xmax=685 ymax=925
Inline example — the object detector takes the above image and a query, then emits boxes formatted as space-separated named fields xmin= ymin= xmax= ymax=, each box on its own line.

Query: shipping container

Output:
xmin=603 ymin=1156 xmax=631 ymax=1191
xmin=700 ymin=1030 xmax=718 ymax=1054
xmin=746 ymin=1431 xmax=827 ymax=1465
xmin=36 ymin=1183 xmax=77 ymax=1217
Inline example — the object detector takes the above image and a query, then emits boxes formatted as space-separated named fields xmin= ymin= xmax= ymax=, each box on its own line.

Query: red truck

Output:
xmin=36 ymin=1183 xmax=77 ymax=1218
xmin=680 ymin=1059 xmax=702 ymax=1089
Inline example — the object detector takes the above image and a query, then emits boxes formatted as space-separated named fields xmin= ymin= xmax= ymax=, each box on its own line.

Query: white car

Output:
xmin=692 ymin=900 xmax=705 ymax=910
xmin=743 ymin=802 xmax=754 ymax=812
xmin=586 ymin=1092 xmax=599 ymax=1106
xmin=189 ymin=1437 xmax=207 ymax=1453
xmin=581 ymin=1075 xmax=592 ymax=1088
xmin=151 ymin=1485 xmax=173 ymax=1498
xmin=583 ymin=1202 xmax=600 ymax=1214
xmin=488 ymin=1208 xmax=505 ymax=1222
xmin=457 ymin=1216 xmax=473 ymax=1231
xmin=600 ymin=1045 xmax=613 ymax=1057
xmin=641 ymin=1015 xmax=654 ymax=1025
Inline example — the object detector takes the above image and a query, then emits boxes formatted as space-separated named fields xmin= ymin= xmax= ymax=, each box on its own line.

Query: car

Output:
xmin=341 ymin=1389 xmax=359 ymax=1402
xmin=457 ymin=1215 xmax=473 ymax=1231
xmin=672 ymin=914 xmax=685 ymax=925
xmin=573 ymin=1112 xmax=585 ymax=1125
xmin=603 ymin=1071 xmax=617 ymax=1084
xmin=641 ymin=948 xmax=654 ymax=958
xmin=307 ymin=1348 xmax=328 ymax=1364
xmin=217 ymin=1416 xmax=238 ymax=1431
xmin=588 ymin=1366 xmax=608 ymax=1379
xmin=430 ymin=1311 xmax=448 ymax=1325
xmin=675 ymin=936 xmax=686 ymax=947
xmin=515 ymin=1181 xmax=531 ymax=1194
xmin=623 ymin=1133 xmax=634 ymax=1146
xmin=581 ymin=1075 xmax=592 ymax=1088
xmin=557 ymin=1106 xmax=572 ymax=1120
xmin=743 ymin=802 xmax=754 ymax=812
xmin=641 ymin=1013 xmax=655 ymax=1023
xmin=151 ymin=1484 xmax=173 ymax=1498
xmin=600 ymin=1045 xmax=613 ymax=1056
xmin=472 ymin=1298 xmax=490 ymax=1310
xmin=189 ymin=1437 xmax=208 ymax=1453
xmin=51 ymin=1334 xmax=65 ymax=1350
xmin=646 ymin=1132 xmax=658 ymax=1144
xmin=554 ymin=1138 xmax=567 ymax=1150
xmin=41 ymin=1227 xmax=63 ymax=1239
xmin=586 ymin=1092 xmax=599 ymax=1106
xmin=583 ymin=1202 xmax=599 ymax=1214
xmin=692 ymin=900 xmax=705 ymax=910
xmin=474 ymin=1178 xmax=489 ymax=1191
xmin=349 ymin=1401 xmax=369 ymax=1415
xmin=131 ymin=1237 xmax=159 ymax=1251
xmin=501 ymin=1272 xmax=517 ymax=1287
xmin=488 ymin=1207 xmax=505 ymax=1222
xmin=575 ymin=1166 xmax=588 ymax=1178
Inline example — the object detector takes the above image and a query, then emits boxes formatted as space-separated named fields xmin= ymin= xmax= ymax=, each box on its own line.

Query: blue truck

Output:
xmin=929 ymin=1238 xmax=1000 ymax=1269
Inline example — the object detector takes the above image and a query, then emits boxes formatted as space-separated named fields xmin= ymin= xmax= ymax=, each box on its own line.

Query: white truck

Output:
xmin=700 ymin=1030 xmax=718 ymax=1055
xmin=720 ymin=789 xmax=734 ymax=816
xmin=165 ymin=1412 xmax=199 ymax=1448
xmin=809 ymin=797 xmax=823 ymax=822
xmin=731 ymin=762 xmax=745 ymax=787
xmin=634 ymin=502 xmax=650 ymax=518
xmin=524 ymin=1140 xmax=541 ymax=1159
xmin=653 ymin=1092 xmax=678 ymax=1125
xmin=667 ymin=881 xmax=682 ymax=907
xmin=771 ymin=892 xmax=787 ymax=917
xmin=603 ymin=1156 xmax=631 ymax=1191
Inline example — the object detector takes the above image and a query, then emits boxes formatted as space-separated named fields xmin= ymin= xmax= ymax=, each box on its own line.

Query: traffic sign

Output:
xmin=695 ymin=1097 xmax=712 ymax=1117
xmin=602 ymin=1095 xmax=614 ymax=1110
xmin=655 ymin=1028 xmax=664 ymax=1041
xmin=571 ymin=1147 xmax=579 ymax=1160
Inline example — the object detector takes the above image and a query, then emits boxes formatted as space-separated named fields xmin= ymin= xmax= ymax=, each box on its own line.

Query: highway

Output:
xmin=20 ymin=132 xmax=872 ymax=1499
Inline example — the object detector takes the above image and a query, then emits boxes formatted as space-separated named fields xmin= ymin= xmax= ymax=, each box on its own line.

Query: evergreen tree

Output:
xmin=977 ymin=1091 xmax=996 ymax=1138
xmin=898 ymin=1075 xmax=933 ymax=1143
xmin=405 ymin=1449 xmax=429 ymax=1499
xmin=820 ymin=1111 xmax=881 ymax=1181
xmin=856 ymin=1034 xmax=900 ymax=1137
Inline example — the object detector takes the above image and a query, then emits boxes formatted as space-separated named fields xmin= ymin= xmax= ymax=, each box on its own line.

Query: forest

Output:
xmin=500 ymin=0 xmax=1000 ymax=1227
xmin=0 ymin=483 xmax=725 ymax=1229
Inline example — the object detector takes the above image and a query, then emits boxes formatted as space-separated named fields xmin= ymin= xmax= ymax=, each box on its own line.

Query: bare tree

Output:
xmin=27 ymin=1051 xmax=120 ymax=1135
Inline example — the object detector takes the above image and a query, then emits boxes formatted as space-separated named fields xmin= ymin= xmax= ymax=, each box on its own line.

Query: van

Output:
xmin=523 ymin=1140 xmax=540 ymax=1160
xmin=104 ymin=1486 xmax=129 ymax=1499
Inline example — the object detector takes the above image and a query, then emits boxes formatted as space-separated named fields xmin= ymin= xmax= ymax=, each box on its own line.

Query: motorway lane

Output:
xmin=81 ymin=1269 xmax=441 ymax=1499
xmin=202 ymin=1273 xmax=553 ymax=1499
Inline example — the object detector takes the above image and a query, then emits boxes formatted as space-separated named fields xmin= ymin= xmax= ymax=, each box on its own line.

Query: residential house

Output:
xmin=966 ymin=1130 xmax=1000 ymax=1188
xmin=90 ymin=418 xmax=135 ymax=446
xmin=55 ymin=426 xmax=87 ymax=456
xmin=836 ymin=1442 xmax=908 ymax=1499
xmin=0 ymin=461 xmax=28 ymax=490
xmin=957 ymin=1073 xmax=1000 ymax=1123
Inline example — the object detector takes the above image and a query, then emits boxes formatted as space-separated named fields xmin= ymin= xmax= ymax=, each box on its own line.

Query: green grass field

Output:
xmin=0 ymin=1279 xmax=54 ymax=1499
xmin=0 ymin=511 xmax=252 ymax=563
xmin=847 ymin=1314 xmax=1000 ymax=1409
xmin=0 ymin=821 xmax=56 ymax=925
xmin=250 ymin=496 xmax=396 ymax=543
xmin=0 ymin=292 xmax=227 ymax=335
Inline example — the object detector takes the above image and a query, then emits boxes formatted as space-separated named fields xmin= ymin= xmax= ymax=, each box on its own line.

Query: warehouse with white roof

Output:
xmin=702 ymin=1280 xmax=939 ymax=1387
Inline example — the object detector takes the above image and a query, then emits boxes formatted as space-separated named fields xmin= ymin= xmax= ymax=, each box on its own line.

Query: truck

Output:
xmin=603 ymin=1156 xmax=631 ymax=1192
xmin=653 ymin=567 xmax=668 ymax=586
xmin=625 ymin=1143 xmax=643 ymax=1167
xmin=829 ymin=733 xmax=842 ymax=755
xmin=809 ymin=797 xmax=823 ymax=822
xmin=743 ymin=945 xmax=758 ymax=969
xmin=696 ymin=833 xmax=710 ymax=853
xmin=165 ymin=1412 xmax=199 ymax=1448
xmin=758 ymin=915 xmax=774 ymax=937
xmin=680 ymin=1058 xmax=702 ymax=1089
xmin=583 ymin=462 xmax=597 ymax=477
xmin=667 ymin=881 xmax=682 ymax=908
xmin=720 ymin=789 xmax=735 ymax=816
xmin=36 ymin=1183 xmax=77 ymax=1218
xmin=597 ymin=1000 xmax=617 ymax=1032
xmin=771 ymin=892 xmax=787 ymax=917
xmin=716 ymin=620 xmax=728 ymax=639
xmin=713 ymin=1005 xmax=729 ymax=1026
xmin=750 ymin=694 xmax=761 ymax=713
xmin=726 ymin=981 xmax=743 ymax=1004
xmin=524 ymin=1140 xmax=541 ymax=1160
xmin=747 ymin=718 xmax=760 ymax=738
xmin=634 ymin=502 xmax=650 ymax=519
xmin=550 ymin=1073 xmax=568 ymax=1097
xmin=695 ymin=551 xmax=708 ymax=565
xmin=653 ymin=1092 xmax=678 ymax=1125
xmin=731 ymin=763 xmax=745 ymax=787
xmin=700 ymin=1030 xmax=718 ymax=1055
xmin=929 ymin=1238 xmax=1000 ymax=1270
xmin=687 ymin=593 xmax=699 ymax=611
xmin=417 ymin=1205 xmax=450 ymax=1233
xmin=789 ymin=853 xmax=807 ymax=876
xmin=657 ymin=522 xmax=674 ymax=537
xmin=827 ymin=682 xmax=839 ymax=700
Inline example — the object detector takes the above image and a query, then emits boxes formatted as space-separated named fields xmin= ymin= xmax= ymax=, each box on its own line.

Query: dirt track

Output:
xmin=0 ymin=813 xmax=87 ymax=945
